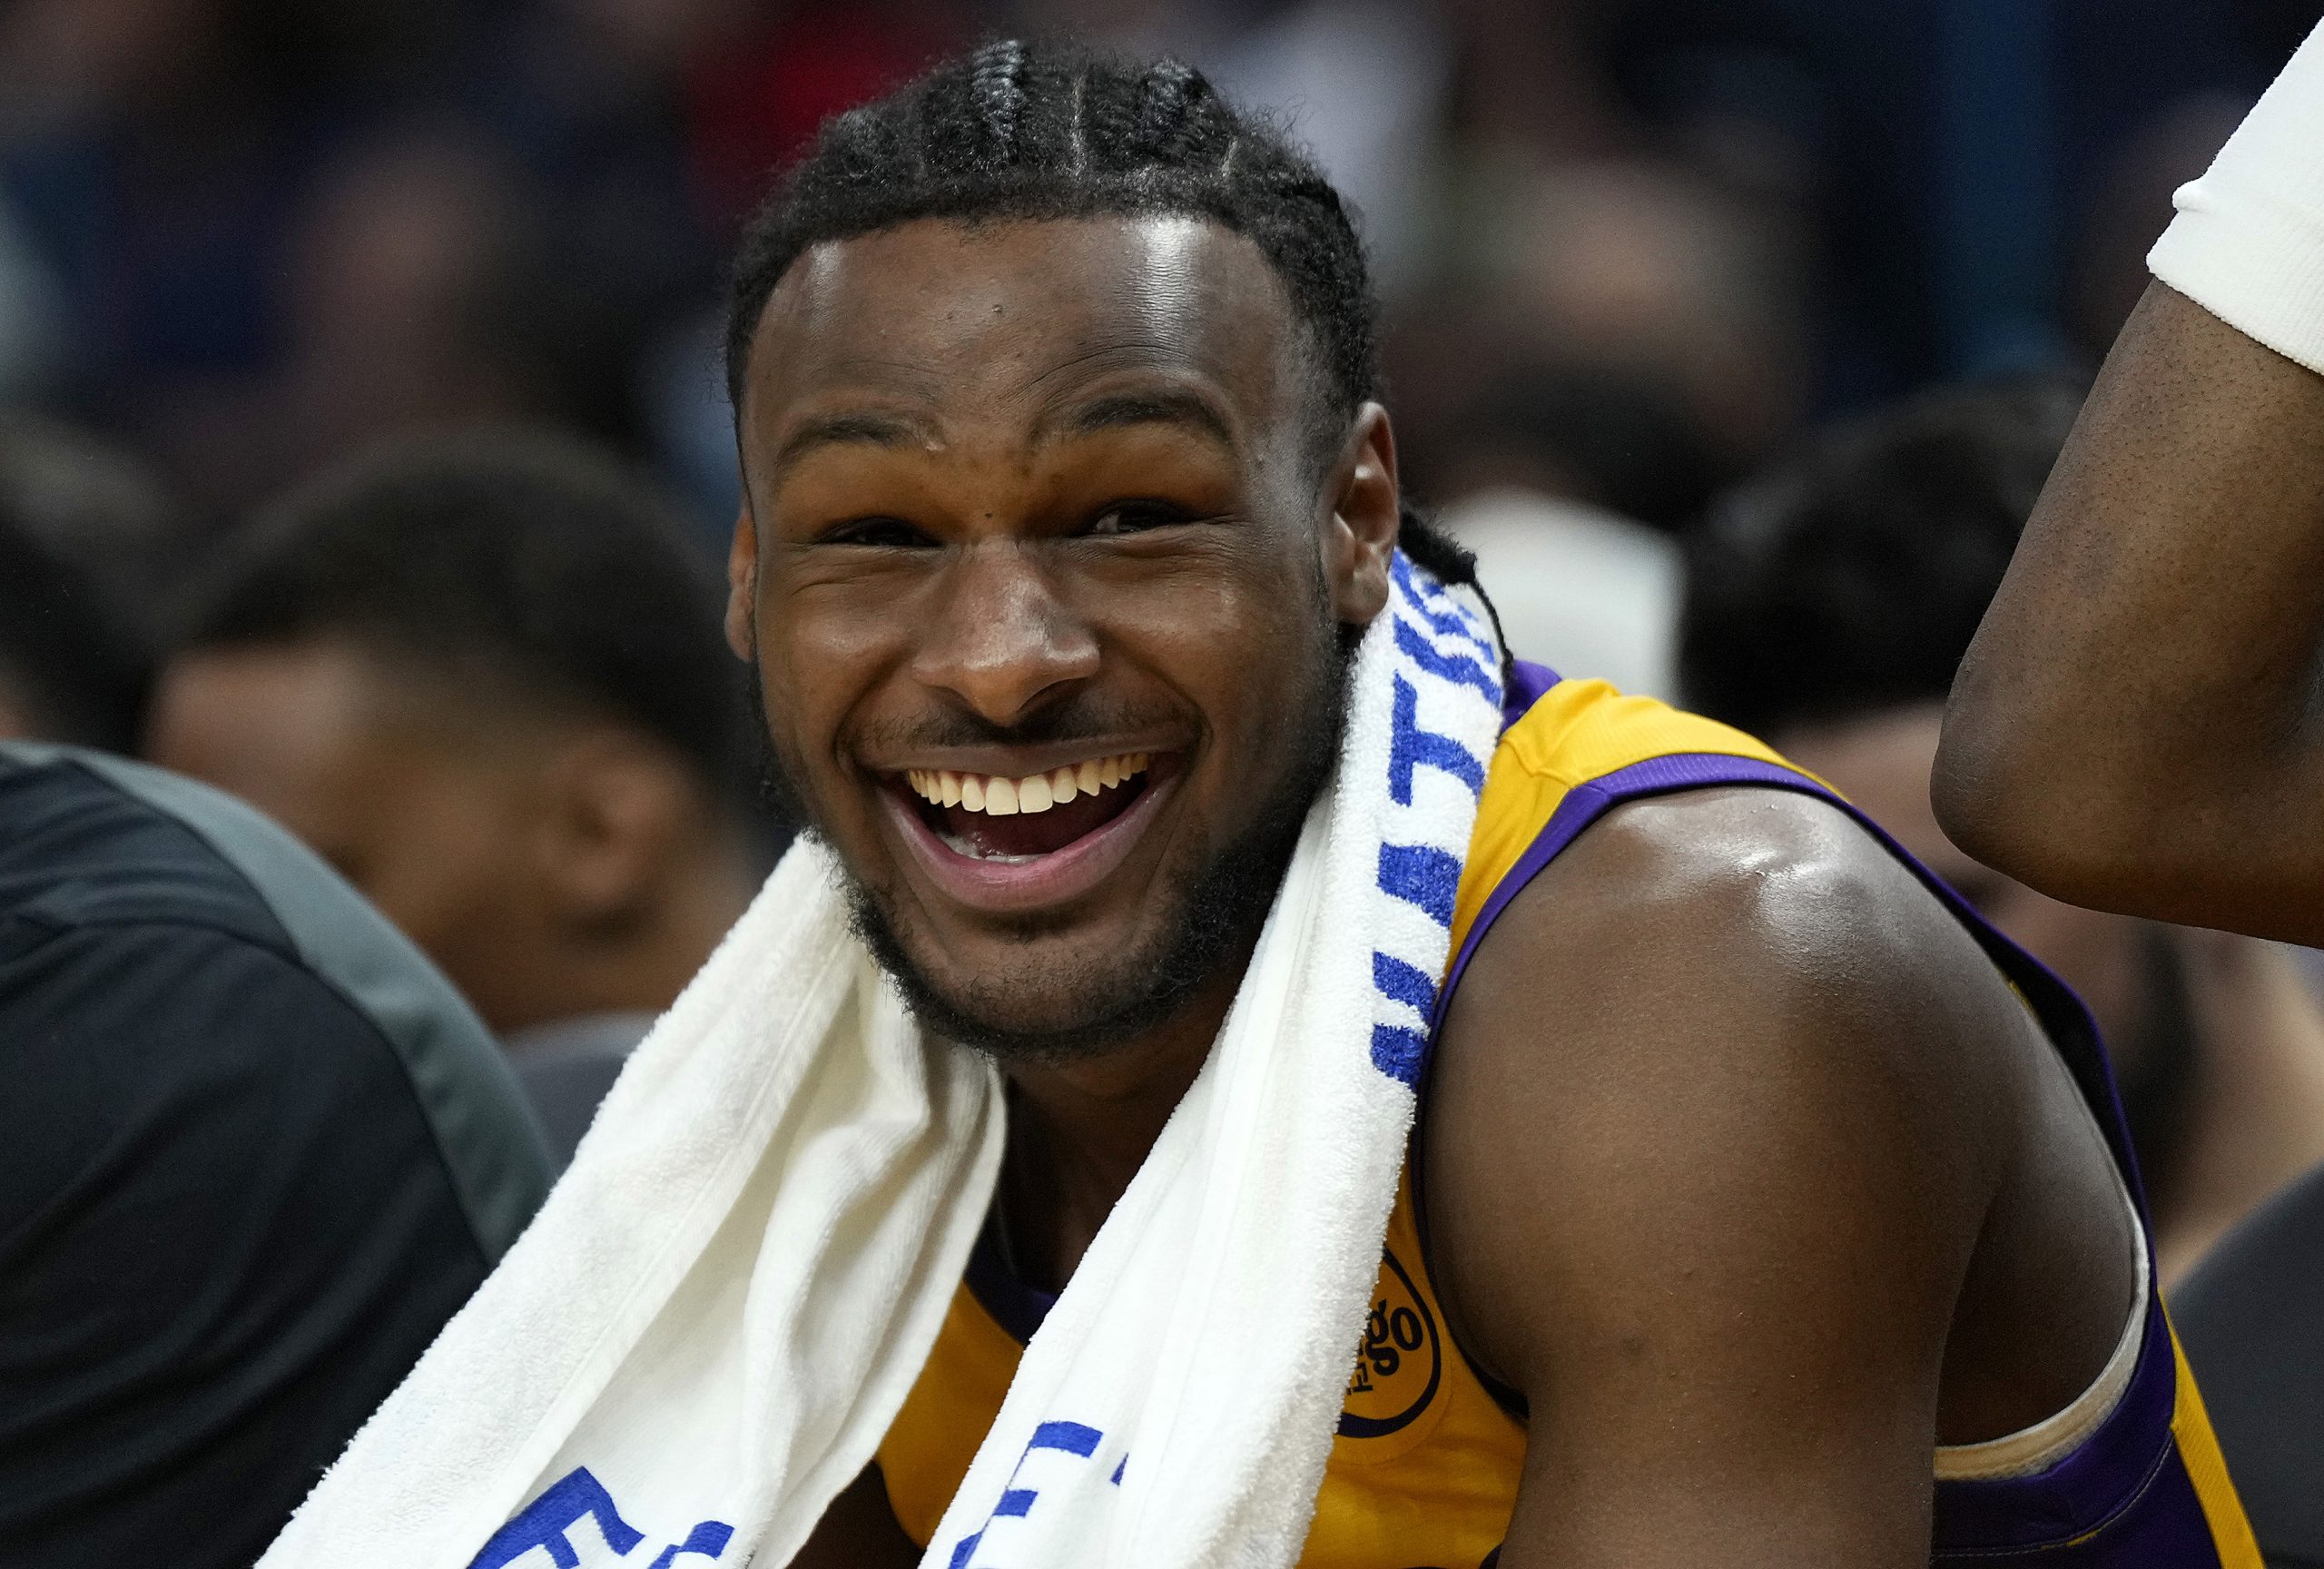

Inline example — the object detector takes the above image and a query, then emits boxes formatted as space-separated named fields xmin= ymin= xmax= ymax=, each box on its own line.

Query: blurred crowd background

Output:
xmin=12 ymin=5 xmax=2324 ymax=1559
xmin=6 ymin=0 xmax=2323 ymax=1169
xmin=1 ymin=0 xmax=2314 ymax=559
xmin=6 ymin=0 xmax=2324 ymax=1184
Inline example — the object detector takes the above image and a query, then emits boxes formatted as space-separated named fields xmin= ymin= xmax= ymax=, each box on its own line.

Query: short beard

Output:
xmin=747 ymin=614 xmax=1355 ymax=1062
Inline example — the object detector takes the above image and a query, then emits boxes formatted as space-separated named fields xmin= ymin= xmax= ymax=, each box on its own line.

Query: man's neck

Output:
xmin=995 ymin=964 xmax=1246 ymax=1295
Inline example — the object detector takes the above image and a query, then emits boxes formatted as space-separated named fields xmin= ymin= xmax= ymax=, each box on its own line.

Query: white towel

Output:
xmin=259 ymin=550 xmax=1507 ymax=1569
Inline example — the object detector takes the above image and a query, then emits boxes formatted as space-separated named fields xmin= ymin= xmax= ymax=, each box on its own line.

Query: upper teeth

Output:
xmin=905 ymin=753 xmax=1150 ymax=816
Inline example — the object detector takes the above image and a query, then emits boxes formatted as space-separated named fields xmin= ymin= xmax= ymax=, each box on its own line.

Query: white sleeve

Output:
xmin=2148 ymin=19 xmax=2324 ymax=376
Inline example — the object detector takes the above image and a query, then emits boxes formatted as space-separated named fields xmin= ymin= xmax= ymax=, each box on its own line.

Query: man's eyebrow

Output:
xmin=1043 ymin=389 xmax=1237 ymax=450
xmin=767 ymin=410 xmax=927 ymax=482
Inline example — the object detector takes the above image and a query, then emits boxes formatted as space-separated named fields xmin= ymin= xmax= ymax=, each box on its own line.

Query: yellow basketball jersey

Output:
xmin=875 ymin=669 xmax=2260 ymax=1569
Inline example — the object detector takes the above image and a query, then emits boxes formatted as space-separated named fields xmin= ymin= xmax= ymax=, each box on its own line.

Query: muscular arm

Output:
xmin=1425 ymin=790 xmax=2134 ymax=1567
xmin=1935 ymin=281 xmax=2324 ymax=942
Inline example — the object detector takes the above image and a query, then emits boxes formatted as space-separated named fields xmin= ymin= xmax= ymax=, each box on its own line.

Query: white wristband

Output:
xmin=2149 ymin=18 xmax=2324 ymax=377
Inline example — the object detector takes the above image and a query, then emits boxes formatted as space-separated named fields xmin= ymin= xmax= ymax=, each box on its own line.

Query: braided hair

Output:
xmin=722 ymin=38 xmax=1478 ymax=591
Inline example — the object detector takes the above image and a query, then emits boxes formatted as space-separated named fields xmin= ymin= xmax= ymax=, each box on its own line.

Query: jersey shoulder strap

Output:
xmin=1444 ymin=666 xmax=1797 ymax=1014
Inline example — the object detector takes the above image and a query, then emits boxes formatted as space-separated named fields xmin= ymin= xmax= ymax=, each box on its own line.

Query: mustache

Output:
xmin=845 ymin=697 xmax=1187 ymax=755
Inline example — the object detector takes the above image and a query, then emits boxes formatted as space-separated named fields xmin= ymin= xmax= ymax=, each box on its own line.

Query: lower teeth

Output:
xmin=939 ymin=831 xmax=1041 ymax=864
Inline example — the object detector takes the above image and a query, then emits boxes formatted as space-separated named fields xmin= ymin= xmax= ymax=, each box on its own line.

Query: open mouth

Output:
xmin=896 ymin=752 xmax=1156 ymax=863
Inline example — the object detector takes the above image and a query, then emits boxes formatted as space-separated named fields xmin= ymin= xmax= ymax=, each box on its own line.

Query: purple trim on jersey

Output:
xmin=1419 ymin=745 xmax=2210 ymax=1558
xmin=1932 ymin=1296 xmax=2196 ymax=1556
xmin=1501 ymin=659 xmax=1561 ymax=730
xmin=963 ymin=1215 xmax=1059 ymax=1344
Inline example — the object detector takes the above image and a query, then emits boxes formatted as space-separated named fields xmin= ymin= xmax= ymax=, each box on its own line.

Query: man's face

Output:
xmin=146 ymin=643 xmax=548 ymax=1030
xmin=729 ymin=215 xmax=1391 ymax=1055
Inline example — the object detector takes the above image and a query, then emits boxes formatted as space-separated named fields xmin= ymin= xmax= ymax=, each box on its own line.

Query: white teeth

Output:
xmin=901 ymin=752 xmax=1153 ymax=817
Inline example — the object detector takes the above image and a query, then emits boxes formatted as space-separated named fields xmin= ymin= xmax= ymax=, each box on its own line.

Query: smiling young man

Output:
xmin=669 ymin=44 xmax=2262 ymax=1569
xmin=270 ymin=43 xmax=2255 ymax=1569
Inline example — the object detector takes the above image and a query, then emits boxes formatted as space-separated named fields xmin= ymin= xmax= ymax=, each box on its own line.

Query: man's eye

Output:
xmin=1088 ymin=500 xmax=1190 ymax=537
xmin=819 ymin=517 xmax=934 ymax=548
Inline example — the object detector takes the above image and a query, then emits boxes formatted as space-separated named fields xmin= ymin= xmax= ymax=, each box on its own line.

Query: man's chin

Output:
xmin=845 ymin=900 xmax=1211 ymax=1061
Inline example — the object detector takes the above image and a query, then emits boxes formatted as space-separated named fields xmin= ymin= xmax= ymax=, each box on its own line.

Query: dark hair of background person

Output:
xmin=1677 ymin=380 xmax=2084 ymax=741
xmin=0 ymin=513 xmax=151 ymax=754
xmin=177 ymin=429 xmax=754 ymax=814
xmin=1432 ymin=364 xmax=1735 ymax=536
xmin=0 ymin=419 xmax=187 ymax=753
xmin=719 ymin=36 xmax=1481 ymax=595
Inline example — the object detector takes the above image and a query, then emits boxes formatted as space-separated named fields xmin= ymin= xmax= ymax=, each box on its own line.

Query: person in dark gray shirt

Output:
xmin=0 ymin=741 xmax=553 ymax=1567
xmin=144 ymin=434 xmax=773 ymax=1166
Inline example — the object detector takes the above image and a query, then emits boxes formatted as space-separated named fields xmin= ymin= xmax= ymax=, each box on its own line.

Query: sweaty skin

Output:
xmin=731 ymin=215 xmax=2136 ymax=1569
xmin=1937 ymin=282 xmax=2324 ymax=943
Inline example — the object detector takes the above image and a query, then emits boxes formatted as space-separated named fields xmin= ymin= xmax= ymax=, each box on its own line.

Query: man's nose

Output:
xmin=910 ymin=541 xmax=1100 ymax=725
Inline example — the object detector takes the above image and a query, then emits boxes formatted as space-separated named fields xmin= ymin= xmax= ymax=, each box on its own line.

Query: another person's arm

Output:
xmin=1936 ymin=19 xmax=2324 ymax=942
xmin=1426 ymin=790 xmax=2135 ymax=1566
xmin=1935 ymin=283 xmax=2324 ymax=940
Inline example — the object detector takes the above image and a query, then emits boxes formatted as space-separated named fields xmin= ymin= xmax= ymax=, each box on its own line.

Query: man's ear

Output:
xmin=530 ymin=729 xmax=692 ymax=931
xmin=1322 ymin=402 xmax=1399 ymax=627
xmin=725 ymin=503 xmax=758 ymax=662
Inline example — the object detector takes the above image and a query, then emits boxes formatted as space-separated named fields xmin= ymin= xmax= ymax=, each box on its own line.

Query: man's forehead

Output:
xmin=743 ymin=214 xmax=1306 ymax=424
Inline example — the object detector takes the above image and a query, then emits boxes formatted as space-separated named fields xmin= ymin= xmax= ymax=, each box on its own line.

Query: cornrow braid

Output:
xmin=722 ymin=38 xmax=1477 ymax=590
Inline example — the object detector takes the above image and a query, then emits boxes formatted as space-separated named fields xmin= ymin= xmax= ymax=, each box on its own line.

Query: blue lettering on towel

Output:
xmin=1372 ymin=952 xmax=1438 ymax=1013
xmin=1393 ymin=618 xmax=1499 ymax=702
xmin=1377 ymin=844 xmax=1461 ymax=928
xmin=946 ymin=1421 xmax=1108 ymax=1569
xmin=1389 ymin=676 xmax=1486 ymax=805
xmin=645 ymin=1522 xmax=734 ymax=1569
xmin=472 ymin=1470 xmax=644 ymax=1569
xmin=469 ymin=1469 xmax=734 ymax=1569
xmin=1370 ymin=1023 xmax=1431 ymax=1084
xmin=1389 ymin=553 xmax=1494 ymax=656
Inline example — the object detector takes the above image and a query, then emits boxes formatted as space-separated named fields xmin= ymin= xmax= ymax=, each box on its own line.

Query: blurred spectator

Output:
xmin=0 ymin=0 xmax=2308 ymax=546
xmin=0 ymin=417 xmax=185 ymax=751
xmin=681 ymin=0 xmax=965 ymax=224
xmin=1393 ymin=157 xmax=1804 ymax=514
xmin=0 ymin=523 xmax=145 ymax=754
xmin=0 ymin=412 xmax=190 ymax=621
xmin=1679 ymin=382 xmax=2324 ymax=1286
xmin=1484 ymin=160 xmax=1806 ymax=463
xmin=1435 ymin=488 xmax=1679 ymax=700
xmin=147 ymin=431 xmax=762 ymax=1163
xmin=1600 ymin=0 xmax=2302 ymax=401
xmin=0 ymin=739 xmax=550 ymax=1564
xmin=153 ymin=120 xmax=568 ymax=513
xmin=1425 ymin=364 xmax=1729 ymax=534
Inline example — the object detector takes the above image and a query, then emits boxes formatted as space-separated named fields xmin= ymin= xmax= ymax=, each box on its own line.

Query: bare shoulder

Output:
xmin=1451 ymin=783 xmax=2040 ymax=1080
xmin=1415 ymin=787 xmax=2143 ymax=1569
xmin=1421 ymin=784 xmax=2036 ymax=1396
